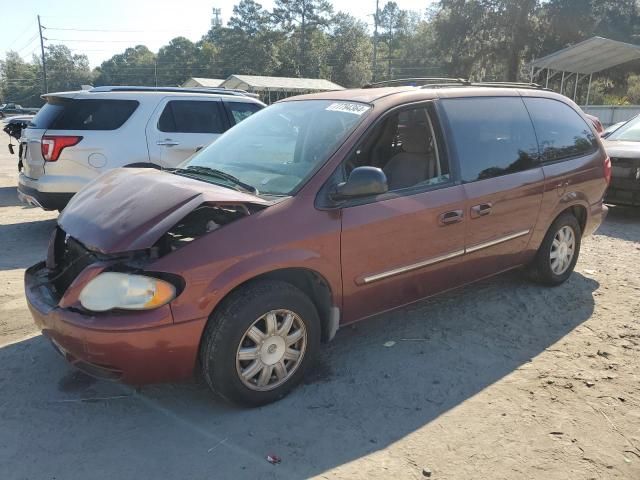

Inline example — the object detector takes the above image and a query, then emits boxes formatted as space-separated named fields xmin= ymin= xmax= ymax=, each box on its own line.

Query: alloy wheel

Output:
xmin=550 ymin=225 xmax=576 ymax=275
xmin=235 ymin=309 xmax=307 ymax=391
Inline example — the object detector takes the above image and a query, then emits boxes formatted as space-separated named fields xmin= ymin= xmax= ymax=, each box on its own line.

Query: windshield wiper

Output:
xmin=170 ymin=166 xmax=258 ymax=194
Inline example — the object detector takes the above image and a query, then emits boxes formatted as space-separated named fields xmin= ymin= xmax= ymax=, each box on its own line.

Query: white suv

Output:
xmin=18 ymin=86 xmax=265 ymax=210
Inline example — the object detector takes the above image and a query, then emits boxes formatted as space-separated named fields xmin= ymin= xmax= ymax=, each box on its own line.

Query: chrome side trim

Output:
xmin=465 ymin=229 xmax=530 ymax=254
xmin=362 ymin=249 xmax=466 ymax=284
xmin=360 ymin=229 xmax=531 ymax=285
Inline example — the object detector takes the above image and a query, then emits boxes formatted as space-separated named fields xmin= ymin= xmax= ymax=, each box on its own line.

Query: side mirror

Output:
xmin=331 ymin=166 xmax=388 ymax=200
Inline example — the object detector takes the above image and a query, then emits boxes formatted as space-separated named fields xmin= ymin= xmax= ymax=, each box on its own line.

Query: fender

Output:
xmin=171 ymin=247 xmax=341 ymax=324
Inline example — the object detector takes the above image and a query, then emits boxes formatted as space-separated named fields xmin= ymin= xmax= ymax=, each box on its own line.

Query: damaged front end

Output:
xmin=154 ymin=203 xmax=260 ymax=256
xmin=36 ymin=201 xmax=263 ymax=308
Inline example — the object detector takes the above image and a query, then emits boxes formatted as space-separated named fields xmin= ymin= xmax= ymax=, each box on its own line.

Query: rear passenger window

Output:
xmin=225 ymin=102 xmax=262 ymax=124
xmin=158 ymin=100 xmax=225 ymax=134
xmin=523 ymin=98 xmax=597 ymax=162
xmin=49 ymin=100 xmax=138 ymax=130
xmin=441 ymin=97 xmax=540 ymax=183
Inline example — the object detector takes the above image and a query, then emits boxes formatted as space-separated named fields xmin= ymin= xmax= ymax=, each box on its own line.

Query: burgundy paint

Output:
xmin=25 ymin=87 xmax=609 ymax=385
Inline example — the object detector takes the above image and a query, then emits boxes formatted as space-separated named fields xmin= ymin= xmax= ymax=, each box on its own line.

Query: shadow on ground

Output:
xmin=0 ymin=271 xmax=598 ymax=479
xmin=0 ymin=219 xmax=56 ymax=271
xmin=598 ymin=204 xmax=640 ymax=242
xmin=0 ymin=186 xmax=21 ymax=207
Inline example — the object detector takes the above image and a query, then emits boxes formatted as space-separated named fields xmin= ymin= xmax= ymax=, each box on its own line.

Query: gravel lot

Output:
xmin=0 ymin=147 xmax=638 ymax=480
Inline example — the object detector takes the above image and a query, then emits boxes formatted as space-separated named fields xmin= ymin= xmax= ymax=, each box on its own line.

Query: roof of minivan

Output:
xmin=281 ymin=85 xmax=568 ymax=105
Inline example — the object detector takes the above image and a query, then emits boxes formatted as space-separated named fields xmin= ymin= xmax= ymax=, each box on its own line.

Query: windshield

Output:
xmin=608 ymin=115 xmax=640 ymax=142
xmin=180 ymin=100 xmax=371 ymax=195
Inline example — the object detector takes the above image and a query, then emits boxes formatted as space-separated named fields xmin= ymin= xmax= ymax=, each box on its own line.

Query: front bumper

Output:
xmin=25 ymin=262 xmax=207 ymax=385
xmin=605 ymin=185 xmax=640 ymax=206
xmin=606 ymin=160 xmax=640 ymax=206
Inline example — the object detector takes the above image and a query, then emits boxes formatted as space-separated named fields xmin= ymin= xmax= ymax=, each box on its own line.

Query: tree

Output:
xmin=378 ymin=2 xmax=410 ymax=78
xmin=327 ymin=13 xmax=372 ymax=86
xmin=228 ymin=0 xmax=271 ymax=36
xmin=94 ymin=45 xmax=156 ymax=86
xmin=272 ymin=0 xmax=333 ymax=76
xmin=44 ymin=45 xmax=93 ymax=91
xmin=0 ymin=51 xmax=41 ymax=106
xmin=156 ymin=37 xmax=199 ymax=86
xmin=206 ymin=1 xmax=283 ymax=77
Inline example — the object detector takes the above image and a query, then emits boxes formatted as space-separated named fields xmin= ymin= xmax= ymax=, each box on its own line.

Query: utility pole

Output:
xmin=372 ymin=0 xmax=379 ymax=82
xmin=154 ymin=58 xmax=158 ymax=87
xmin=37 ymin=15 xmax=48 ymax=93
xmin=300 ymin=9 xmax=306 ymax=78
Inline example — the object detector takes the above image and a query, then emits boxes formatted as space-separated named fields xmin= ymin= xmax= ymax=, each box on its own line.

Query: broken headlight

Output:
xmin=79 ymin=272 xmax=176 ymax=312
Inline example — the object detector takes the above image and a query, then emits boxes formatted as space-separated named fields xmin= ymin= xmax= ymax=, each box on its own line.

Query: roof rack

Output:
xmin=469 ymin=81 xmax=545 ymax=90
xmin=88 ymin=86 xmax=250 ymax=97
xmin=363 ymin=78 xmax=547 ymax=91
xmin=363 ymin=77 xmax=470 ymax=88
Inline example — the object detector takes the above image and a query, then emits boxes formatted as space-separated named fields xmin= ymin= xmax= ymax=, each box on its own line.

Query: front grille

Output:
xmin=48 ymin=227 xmax=96 ymax=300
xmin=610 ymin=157 xmax=640 ymax=179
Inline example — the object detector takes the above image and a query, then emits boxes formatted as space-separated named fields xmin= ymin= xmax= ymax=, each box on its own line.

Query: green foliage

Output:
xmin=0 ymin=51 xmax=41 ymax=106
xmin=2 ymin=0 xmax=640 ymax=103
xmin=1 ymin=46 xmax=92 ymax=106
xmin=94 ymin=45 xmax=156 ymax=86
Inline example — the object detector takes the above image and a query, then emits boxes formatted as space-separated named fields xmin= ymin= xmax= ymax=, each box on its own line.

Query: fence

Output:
xmin=581 ymin=105 xmax=640 ymax=127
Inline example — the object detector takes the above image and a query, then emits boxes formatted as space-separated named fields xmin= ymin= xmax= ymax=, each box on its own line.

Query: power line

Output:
xmin=5 ymin=20 xmax=38 ymax=50
xmin=44 ymin=26 xmax=193 ymax=33
xmin=46 ymin=38 xmax=156 ymax=43
xmin=14 ymin=33 xmax=40 ymax=54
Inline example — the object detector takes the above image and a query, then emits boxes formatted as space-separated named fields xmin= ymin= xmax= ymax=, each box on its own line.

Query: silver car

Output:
xmin=602 ymin=114 xmax=640 ymax=206
xmin=18 ymin=86 xmax=264 ymax=211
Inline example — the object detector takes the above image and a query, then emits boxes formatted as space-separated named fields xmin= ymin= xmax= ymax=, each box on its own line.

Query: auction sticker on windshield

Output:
xmin=325 ymin=102 xmax=370 ymax=115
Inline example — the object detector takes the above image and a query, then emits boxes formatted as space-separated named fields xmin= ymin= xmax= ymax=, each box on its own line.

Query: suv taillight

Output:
xmin=604 ymin=155 xmax=612 ymax=185
xmin=41 ymin=135 xmax=82 ymax=162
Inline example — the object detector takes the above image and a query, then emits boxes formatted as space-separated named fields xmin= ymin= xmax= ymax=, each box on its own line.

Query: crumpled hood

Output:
xmin=58 ymin=168 xmax=270 ymax=254
xmin=602 ymin=139 xmax=640 ymax=158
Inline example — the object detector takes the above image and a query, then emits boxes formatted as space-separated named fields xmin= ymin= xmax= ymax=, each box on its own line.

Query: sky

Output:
xmin=2 ymin=0 xmax=434 ymax=68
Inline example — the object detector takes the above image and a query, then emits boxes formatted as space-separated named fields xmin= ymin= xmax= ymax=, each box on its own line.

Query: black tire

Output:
xmin=526 ymin=212 xmax=582 ymax=286
xmin=199 ymin=280 xmax=320 ymax=407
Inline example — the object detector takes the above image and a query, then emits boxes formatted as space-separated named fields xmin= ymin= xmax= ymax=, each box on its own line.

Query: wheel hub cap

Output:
xmin=235 ymin=309 xmax=307 ymax=392
xmin=261 ymin=336 xmax=286 ymax=365
xmin=550 ymin=225 xmax=576 ymax=275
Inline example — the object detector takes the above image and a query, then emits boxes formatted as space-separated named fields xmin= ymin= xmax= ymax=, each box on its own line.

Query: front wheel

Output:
xmin=526 ymin=212 xmax=582 ymax=286
xmin=199 ymin=280 xmax=320 ymax=407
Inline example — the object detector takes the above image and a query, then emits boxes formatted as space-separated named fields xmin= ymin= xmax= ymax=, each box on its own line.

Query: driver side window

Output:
xmin=346 ymin=106 xmax=450 ymax=191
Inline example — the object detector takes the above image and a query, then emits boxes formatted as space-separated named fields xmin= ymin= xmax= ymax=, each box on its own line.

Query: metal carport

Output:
xmin=219 ymin=75 xmax=344 ymax=103
xmin=529 ymin=36 xmax=640 ymax=104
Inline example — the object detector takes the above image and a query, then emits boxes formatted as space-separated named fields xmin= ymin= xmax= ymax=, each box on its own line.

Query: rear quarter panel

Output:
xmin=526 ymin=149 xmax=607 ymax=258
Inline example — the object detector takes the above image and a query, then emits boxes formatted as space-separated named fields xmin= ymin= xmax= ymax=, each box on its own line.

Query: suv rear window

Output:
xmin=523 ymin=98 xmax=598 ymax=162
xmin=41 ymin=99 xmax=139 ymax=130
xmin=28 ymin=103 xmax=64 ymax=129
xmin=441 ymin=97 xmax=540 ymax=183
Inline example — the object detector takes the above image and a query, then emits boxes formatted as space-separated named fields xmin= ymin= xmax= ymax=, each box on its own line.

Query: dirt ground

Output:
xmin=0 ymin=147 xmax=638 ymax=480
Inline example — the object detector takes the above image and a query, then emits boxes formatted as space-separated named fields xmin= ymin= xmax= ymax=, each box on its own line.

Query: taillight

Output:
xmin=603 ymin=155 xmax=612 ymax=185
xmin=41 ymin=135 xmax=82 ymax=162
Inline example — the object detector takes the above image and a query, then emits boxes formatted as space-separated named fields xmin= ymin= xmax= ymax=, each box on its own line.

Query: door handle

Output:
xmin=470 ymin=202 xmax=492 ymax=218
xmin=439 ymin=209 xmax=464 ymax=226
xmin=195 ymin=145 xmax=204 ymax=152
xmin=156 ymin=139 xmax=179 ymax=146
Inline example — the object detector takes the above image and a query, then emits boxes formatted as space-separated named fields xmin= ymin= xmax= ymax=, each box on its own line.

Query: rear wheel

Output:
xmin=527 ymin=212 xmax=582 ymax=286
xmin=199 ymin=280 xmax=320 ymax=407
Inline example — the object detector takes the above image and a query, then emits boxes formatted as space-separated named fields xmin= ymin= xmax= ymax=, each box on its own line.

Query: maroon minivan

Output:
xmin=25 ymin=82 xmax=610 ymax=406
